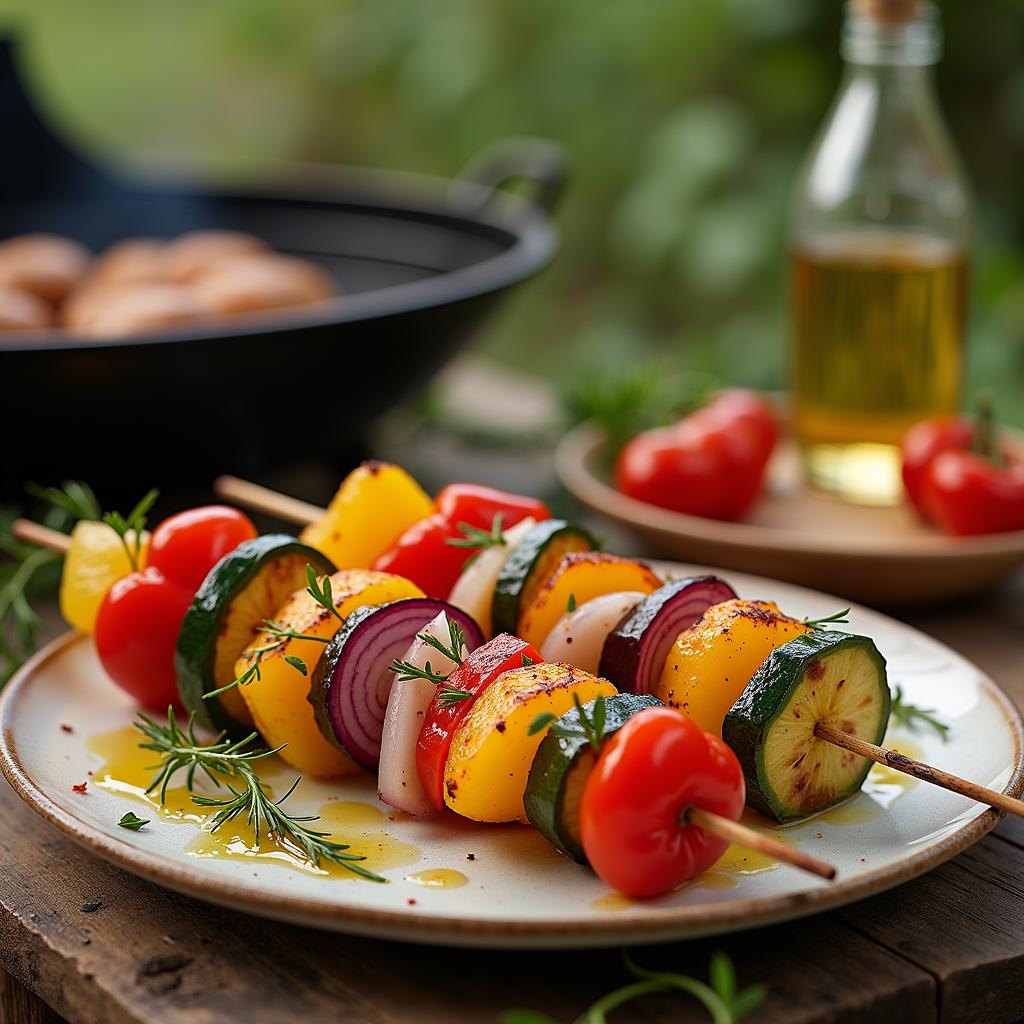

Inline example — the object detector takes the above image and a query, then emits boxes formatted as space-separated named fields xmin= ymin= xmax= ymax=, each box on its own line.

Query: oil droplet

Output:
xmin=590 ymin=892 xmax=635 ymax=912
xmin=317 ymin=800 xmax=387 ymax=830
xmin=814 ymin=800 xmax=877 ymax=826
xmin=405 ymin=869 xmax=468 ymax=889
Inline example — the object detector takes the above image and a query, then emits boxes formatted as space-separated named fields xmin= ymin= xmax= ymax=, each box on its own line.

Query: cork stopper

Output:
xmin=852 ymin=0 xmax=922 ymax=23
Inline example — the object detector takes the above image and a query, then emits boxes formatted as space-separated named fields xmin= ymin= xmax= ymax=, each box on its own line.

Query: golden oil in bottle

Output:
xmin=791 ymin=230 xmax=967 ymax=504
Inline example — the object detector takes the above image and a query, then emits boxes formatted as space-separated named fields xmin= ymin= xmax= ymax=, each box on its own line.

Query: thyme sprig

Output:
xmin=102 ymin=488 xmax=158 ymax=572
xmin=446 ymin=513 xmax=507 ymax=551
xmin=891 ymin=685 xmax=950 ymax=741
xmin=305 ymin=564 xmax=343 ymax=621
xmin=135 ymin=709 xmax=383 ymax=881
xmin=528 ymin=693 xmax=607 ymax=754
xmin=435 ymin=683 xmax=474 ymax=708
xmin=391 ymin=659 xmax=449 ymax=686
xmin=203 ymin=619 xmax=325 ymax=700
xmin=501 ymin=949 xmax=764 ymax=1024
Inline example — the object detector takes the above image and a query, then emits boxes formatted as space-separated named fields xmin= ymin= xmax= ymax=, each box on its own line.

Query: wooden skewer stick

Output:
xmin=12 ymin=519 xmax=72 ymax=555
xmin=214 ymin=475 xmax=324 ymax=527
xmin=687 ymin=806 xmax=836 ymax=881
xmin=815 ymin=722 xmax=1024 ymax=819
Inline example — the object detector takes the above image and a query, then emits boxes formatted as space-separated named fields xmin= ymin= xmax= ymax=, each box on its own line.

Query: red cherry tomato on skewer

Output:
xmin=147 ymin=505 xmax=258 ymax=592
xmin=93 ymin=569 xmax=193 ymax=709
xmin=580 ymin=707 xmax=745 ymax=898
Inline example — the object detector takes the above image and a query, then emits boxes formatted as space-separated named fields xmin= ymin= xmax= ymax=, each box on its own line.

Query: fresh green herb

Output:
xmin=803 ymin=608 xmax=850 ymax=630
xmin=135 ymin=708 xmax=383 ymax=880
xmin=0 ymin=482 xmax=102 ymax=685
xmin=390 ymin=658 xmax=449 ymax=686
xmin=562 ymin=363 xmax=716 ymax=461
xmin=500 ymin=950 xmax=764 ymax=1024
xmin=567 ymin=593 xmax=577 ymax=614
xmin=203 ymin=619 xmax=322 ymax=700
xmin=305 ymin=564 xmax=343 ymax=621
xmin=418 ymin=618 xmax=468 ymax=667
xmin=25 ymin=481 xmax=101 ymax=523
xmin=891 ymin=685 xmax=950 ymax=741
xmin=528 ymin=693 xmax=607 ymax=754
xmin=102 ymin=489 xmax=158 ymax=572
xmin=435 ymin=684 xmax=473 ymax=708
xmin=117 ymin=811 xmax=150 ymax=831
xmin=446 ymin=513 xmax=507 ymax=551
xmin=521 ymin=653 xmax=535 ymax=667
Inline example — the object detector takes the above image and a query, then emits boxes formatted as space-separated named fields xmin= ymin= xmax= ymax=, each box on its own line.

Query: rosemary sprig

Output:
xmin=134 ymin=709 xmax=384 ymax=881
xmin=305 ymin=564 xmax=343 ymax=621
xmin=102 ymin=488 xmax=158 ymax=572
xmin=446 ymin=513 xmax=507 ymax=551
xmin=419 ymin=618 xmax=468 ymax=666
xmin=566 ymin=593 xmax=577 ymax=614
xmin=500 ymin=950 xmax=764 ymax=1024
xmin=891 ymin=685 xmax=950 ymax=741
xmin=528 ymin=693 xmax=607 ymax=754
xmin=390 ymin=658 xmax=449 ymax=686
xmin=803 ymin=608 xmax=850 ymax=630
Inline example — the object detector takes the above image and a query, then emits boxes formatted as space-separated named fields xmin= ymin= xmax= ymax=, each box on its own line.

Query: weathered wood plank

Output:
xmin=841 ymin=834 xmax=1024 ymax=1024
xmin=0 ymin=779 xmax=936 ymax=1024
xmin=0 ymin=969 xmax=66 ymax=1024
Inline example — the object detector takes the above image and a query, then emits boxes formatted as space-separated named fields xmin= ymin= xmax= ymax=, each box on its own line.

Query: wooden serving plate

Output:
xmin=556 ymin=422 xmax=1024 ymax=607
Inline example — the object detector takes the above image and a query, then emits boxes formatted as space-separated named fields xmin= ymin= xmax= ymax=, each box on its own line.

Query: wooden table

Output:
xmin=2 ymin=510 xmax=1024 ymax=1023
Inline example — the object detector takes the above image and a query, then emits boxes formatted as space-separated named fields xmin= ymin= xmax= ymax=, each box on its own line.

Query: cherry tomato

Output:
xmin=901 ymin=417 xmax=973 ymax=516
xmin=922 ymin=450 xmax=1024 ymax=536
xmin=416 ymin=634 xmax=543 ymax=811
xmin=373 ymin=485 xmax=551 ymax=599
xmin=613 ymin=389 xmax=776 ymax=522
xmin=434 ymin=483 xmax=550 ymax=531
xmin=580 ymin=707 xmax=745 ymax=898
xmin=147 ymin=505 xmax=258 ymax=593
xmin=93 ymin=569 xmax=194 ymax=709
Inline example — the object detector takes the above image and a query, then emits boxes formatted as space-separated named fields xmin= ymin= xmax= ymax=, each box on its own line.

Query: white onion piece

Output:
xmin=540 ymin=591 xmax=648 ymax=675
xmin=447 ymin=517 xmax=537 ymax=636
xmin=378 ymin=612 xmax=464 ymax=816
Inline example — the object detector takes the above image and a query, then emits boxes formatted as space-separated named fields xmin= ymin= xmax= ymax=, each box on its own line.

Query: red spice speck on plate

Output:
xmin=60 ymin=723 xmax=74 ymax=734
xmin=72 ymin=782 xmax=88 ymax=794
xmin=407 ymin=898 xmax=417 ymax=906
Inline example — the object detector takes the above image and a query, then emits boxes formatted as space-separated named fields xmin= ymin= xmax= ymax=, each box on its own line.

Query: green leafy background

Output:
xmin=4 ymin=0 xmax=1023 ymax=420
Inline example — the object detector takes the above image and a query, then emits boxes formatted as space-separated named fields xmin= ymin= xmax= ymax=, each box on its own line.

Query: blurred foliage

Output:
xmin=3 ymin=0 xmax=1024 ymax=421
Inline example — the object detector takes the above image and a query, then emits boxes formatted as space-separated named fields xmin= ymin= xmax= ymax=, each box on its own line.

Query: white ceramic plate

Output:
xmin=1 ymin=565 xmax=1021 ymax=949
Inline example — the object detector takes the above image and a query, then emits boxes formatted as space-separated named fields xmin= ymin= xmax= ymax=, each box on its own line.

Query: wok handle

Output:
xmin=452 ymin=137 xmax=569 ymax=216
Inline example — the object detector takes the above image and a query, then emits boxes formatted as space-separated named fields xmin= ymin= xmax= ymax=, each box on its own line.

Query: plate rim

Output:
xmin=2 ymin=622 xmax=1022 ymax=948
xmin=556 ymin=420 xmax=1024 ymax=561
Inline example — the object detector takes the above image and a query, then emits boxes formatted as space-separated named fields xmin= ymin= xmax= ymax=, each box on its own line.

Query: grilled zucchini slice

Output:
xmin=525 ymin=693 xmax=662 ymax=862
xmin=176 ymin=535 xmax=334 ymax=734
xmin=723 ymin=630 xmax=890 ymax=823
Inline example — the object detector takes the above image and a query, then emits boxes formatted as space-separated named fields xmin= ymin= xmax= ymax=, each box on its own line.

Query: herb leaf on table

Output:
xmin=891 ymin=685 xmax=950 ymax=740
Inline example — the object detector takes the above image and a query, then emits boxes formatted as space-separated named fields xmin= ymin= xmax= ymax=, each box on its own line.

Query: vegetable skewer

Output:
xmin=815 ymin=723 xmax=1024 ymax=819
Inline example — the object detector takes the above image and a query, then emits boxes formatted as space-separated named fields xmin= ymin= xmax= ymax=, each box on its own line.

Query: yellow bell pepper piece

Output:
xmin=517 ymin=553 xmax=661 ymax=649
xmin=444 ymin=663 xmax=617 ymax=823
xmin=59 ymin=521 xmax=149 ymax=634
xmin=655 ymin=599 xmax=811 ymax=736
xmin=300 ymin=461 xmax=433 ymax=569
xmin=236 ymin=568 xmax=424 ymax=777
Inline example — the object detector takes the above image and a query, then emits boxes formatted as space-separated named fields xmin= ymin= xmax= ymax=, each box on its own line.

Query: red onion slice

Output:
xmin=310 ymin=599 xmax=483 ymax=771
xmin=598 ymin=576 xmax=738 ymax=694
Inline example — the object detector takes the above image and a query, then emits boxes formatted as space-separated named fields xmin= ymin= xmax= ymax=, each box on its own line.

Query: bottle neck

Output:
xmin=841 ymin=1 xmax=942 ymax=67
